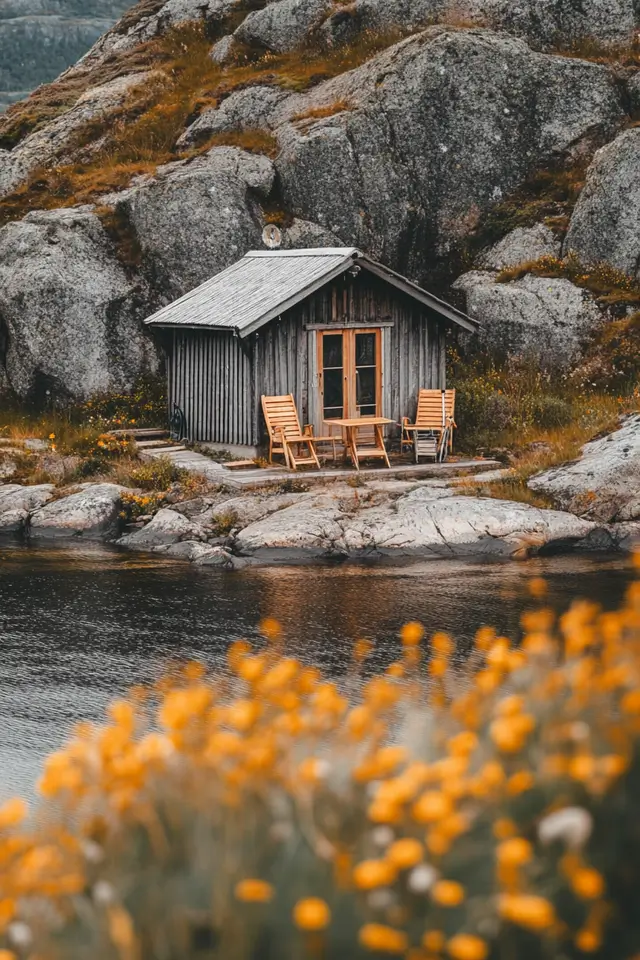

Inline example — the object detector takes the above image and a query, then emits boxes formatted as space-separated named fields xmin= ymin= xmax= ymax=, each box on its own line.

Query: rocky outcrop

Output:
xmin=0 ymin=482 xmax=54 ymax=532
xmin=272 ymin=29 xmax=624 ymax=273
xmin=117 ymin=507 xmax=207 ymax=548
xmin=564 ymin=129 xmax=640 ymax=280
xmin=29 ymin=482 xmax=126 ymax=538
xmin=476 ymin=224 xmax=561 ymax=271
xmin=0 ymin=72 xmax=153 ymax=194
xmin=176 ymin=86 xmax=290 ymax=148
xmin=117 ymin=147 xmax=275 ymax=297
xmin=529 ymin=414 xmax=640 ymax=523
xmin=0 ymin=207 xmax=158 ymax=400
xmin=453 ymin=270 xmax=603 ymax=369
xmin=235 ymin=489 xmax=610 ymax=559
xmin=234 ymin=0 xmax=333 ymax=53
xmin=238 ymin=0 xmax=638 ymax=55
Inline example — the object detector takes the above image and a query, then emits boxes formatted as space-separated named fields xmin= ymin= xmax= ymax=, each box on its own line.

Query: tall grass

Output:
xmin=0 ymin=564 xmax=639 ymax=959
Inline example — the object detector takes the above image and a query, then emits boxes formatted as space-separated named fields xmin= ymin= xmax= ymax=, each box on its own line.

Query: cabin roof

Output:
xmin=144 ymin=248 xmax=478 ymax=336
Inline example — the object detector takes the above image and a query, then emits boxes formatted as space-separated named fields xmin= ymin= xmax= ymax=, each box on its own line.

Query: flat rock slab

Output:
xmin=529 ymin=414 xmax=640 ymax=522
xmin=235 ymin=489 xmax=606 ymax=560
xmin=29 ymin=483 xmax=126 ymax=539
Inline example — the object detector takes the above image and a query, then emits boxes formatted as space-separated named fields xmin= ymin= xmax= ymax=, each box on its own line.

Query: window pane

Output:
xmin=324 ymin=406 xmax=343 ymax=420
xmin=356 ymin=367 xmax=376 ymax=407
xmin=323 ymin=334 xmax=343 ymax=369
xmin=355 ymin=333 xmax=376 ymax=367
xmin=359 ymin=405 xmax=376 ymax=417
xmin=324 ymin=369 xmax=343 ymax=411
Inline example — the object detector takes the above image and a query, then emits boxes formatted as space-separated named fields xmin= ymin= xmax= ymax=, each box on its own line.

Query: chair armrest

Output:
xmin=303 ymin=424 xmax=314 ymax=436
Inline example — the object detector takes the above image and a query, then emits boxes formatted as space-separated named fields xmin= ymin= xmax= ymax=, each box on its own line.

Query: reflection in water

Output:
xmin=0 ymin=542 xmax=634 ymax=799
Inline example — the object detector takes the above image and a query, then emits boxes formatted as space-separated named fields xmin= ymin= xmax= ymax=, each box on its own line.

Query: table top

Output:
xmin=324 ymin=417 xmax=397 ymax=428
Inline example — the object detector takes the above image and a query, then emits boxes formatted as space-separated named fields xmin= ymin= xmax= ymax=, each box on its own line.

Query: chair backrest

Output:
xmin=415 ymin=389 xmax=456 ymax=429
xmin=261 ymin=394 xmax=302 ymax=441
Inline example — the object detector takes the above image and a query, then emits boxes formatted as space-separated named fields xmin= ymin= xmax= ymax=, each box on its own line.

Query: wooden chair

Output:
xmin=402 ymin=389 xmax=456 ymax=463
xmin=261 ymin=395 xmax=338 ymax=470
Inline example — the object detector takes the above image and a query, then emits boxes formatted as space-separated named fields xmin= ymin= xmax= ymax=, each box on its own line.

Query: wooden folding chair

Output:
xmin=261 ymin=395 xmax=338 ymax=470
xmin=402 ymin=389 xmax=456 ymax=463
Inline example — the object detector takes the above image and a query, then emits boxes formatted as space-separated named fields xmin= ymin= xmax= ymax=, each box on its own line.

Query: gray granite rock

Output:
xmin=119 ymin=146 xmax=275 ymax=297
xmin=319 ymin=0 xmax=638 ymax=50
xmin=117 ymin=507 xmax=207 ymax=548
xmin=234 ymin=0 xmax=333 ymax=53
xmin=453 ymin=270 xmax=602 ymax=369
xmin=29 ymin=483 xmax=126 ymax=538
xmin=0 ymin=483 xmax=55 ymax=533
xmin=0 ymin=73 xmax=153 ymax=199
xmin=176 ymin=86 xmax=289 ymax=148
xmin=154 ymin=540 xmax=234 ymax=565
xmin=0 ymin=207 xmax=158 ymax=401
xmin=565 ymin=128 xmax=640 ymax=279
xmin=529 ymin=414 xmax=640 ymax=522
xmin=476 ymin=223 xmax=561 ymax=271
xmin=235 ymin=487 xmax=605 ymax=559
xmin=274 ymin=29 xmax=624 ymax=273
xmin=210 ymin=34 xmax=237 ymax=65
xmin=282 ymin=218 xmax=343 ymax=249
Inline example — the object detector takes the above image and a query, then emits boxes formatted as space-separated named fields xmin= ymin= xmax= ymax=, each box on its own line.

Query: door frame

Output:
xmin=316 ymin=327 xmax=383 ymax=425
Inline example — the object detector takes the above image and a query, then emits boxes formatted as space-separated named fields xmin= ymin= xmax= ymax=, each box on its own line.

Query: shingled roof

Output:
xmin=144 ymin=248 xmax=478 ymax=337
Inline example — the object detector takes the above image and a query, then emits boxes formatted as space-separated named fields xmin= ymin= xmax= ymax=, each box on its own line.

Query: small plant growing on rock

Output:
xmin=119 ymin=491 xmax=167 ymax=522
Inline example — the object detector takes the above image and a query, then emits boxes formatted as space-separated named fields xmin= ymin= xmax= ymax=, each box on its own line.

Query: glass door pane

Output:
xmin=355 ymin=332 xmax=378 ymax=417
xmin=322 ymin=333 xmax=344 ymax=420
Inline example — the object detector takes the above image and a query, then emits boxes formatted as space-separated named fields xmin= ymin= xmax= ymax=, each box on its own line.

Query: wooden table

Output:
xmin=324 ymin=417 xmax=396 ymax=470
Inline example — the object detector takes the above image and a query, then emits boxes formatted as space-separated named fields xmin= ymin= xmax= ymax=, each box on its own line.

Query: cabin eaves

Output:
xmin=144 ymin=248 xmax=478 ymax=336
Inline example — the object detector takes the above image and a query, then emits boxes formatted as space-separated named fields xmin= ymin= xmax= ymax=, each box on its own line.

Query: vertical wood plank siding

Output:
xmin=167 ymin=272 xmax=448 ymax=446
xmin=168 ymin=330 xmax=252 ymax=445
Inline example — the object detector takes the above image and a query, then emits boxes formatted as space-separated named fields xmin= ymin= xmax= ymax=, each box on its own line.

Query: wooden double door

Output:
xmin=318 ymin=328 xmax=382 ymax=423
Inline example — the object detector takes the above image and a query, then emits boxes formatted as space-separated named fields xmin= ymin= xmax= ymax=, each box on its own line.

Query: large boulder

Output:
xmin=564 ymin=128 xmax=640 ymax=280
xmin=0 ymin=207 xmax=158 ymax=401
xmin=273 ymin=28 xmax=624 ymax=276
xmin=453 ymin=270 xmax=602 ymax=369
xmin=235 ymin=487 xmax=606 ymax=559
xmin=320 ymin=0 xmax=638 ymax=49
xmin=117 ymin=507 xmax=207 ymax=549
xmin=29 ymin=482 xmax=127 ymax=538
xmin=176 ymin=86 xmax=290 ymax=149
xmin=476 ymin=223 xmax=561 ymax=271
xmin=234 ymin=0 xmax=333 ymax=53
xmin=529 ymin=414 xmax=640 ymax=523
xmin=119 ymin=147 xmax=275 ymax=297
xmin=0 ymin=483 xmax=54 ymax=533
xmin=77 ymin=0 xmax=241 ymax=70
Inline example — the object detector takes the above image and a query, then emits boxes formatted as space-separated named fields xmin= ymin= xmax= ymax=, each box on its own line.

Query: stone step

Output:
xmin=135 ymin=439 xmax=176 ymax=449
xmin=112 ymin=427 xmax=169 ymax=440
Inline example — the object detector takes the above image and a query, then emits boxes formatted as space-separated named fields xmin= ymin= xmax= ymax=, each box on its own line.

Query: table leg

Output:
xmin=349 ymin=427 xmax=360 ymax=471
xmin=375 ymin=424 xmax=391 ymax=468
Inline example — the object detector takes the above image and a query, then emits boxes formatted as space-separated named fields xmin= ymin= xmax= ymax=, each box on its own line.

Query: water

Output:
xmin=0 ymin=542 xmax=635 ymax=800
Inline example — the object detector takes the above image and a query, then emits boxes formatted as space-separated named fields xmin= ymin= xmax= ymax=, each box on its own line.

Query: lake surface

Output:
xmin=0 ymin=543 xmax=635 ymax=800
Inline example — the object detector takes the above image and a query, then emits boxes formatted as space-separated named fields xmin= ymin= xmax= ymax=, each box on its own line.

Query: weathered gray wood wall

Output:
xmin=168 ymin=272 xmax=447 ymax=447
xmin=169 ymin=329 xmax=253 ymax=445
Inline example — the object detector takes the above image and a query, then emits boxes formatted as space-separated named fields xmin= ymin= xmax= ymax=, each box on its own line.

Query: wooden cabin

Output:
xmin=144 ymin=248 xmax=477 ymax=456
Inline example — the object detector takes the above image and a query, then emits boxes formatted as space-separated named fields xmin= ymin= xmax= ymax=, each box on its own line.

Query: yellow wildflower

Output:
xmin=432 ymin=880 xmax=465 ymax=907
xmin=359 ymin=924 xmax=408 ymax=954
xmin=235 ymin=879 xmax=274 ymax=903
xmin=447 ymin=934 xmax=489 ymax=960
xmin=293 ymin=897 xmax=331 ymax=931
